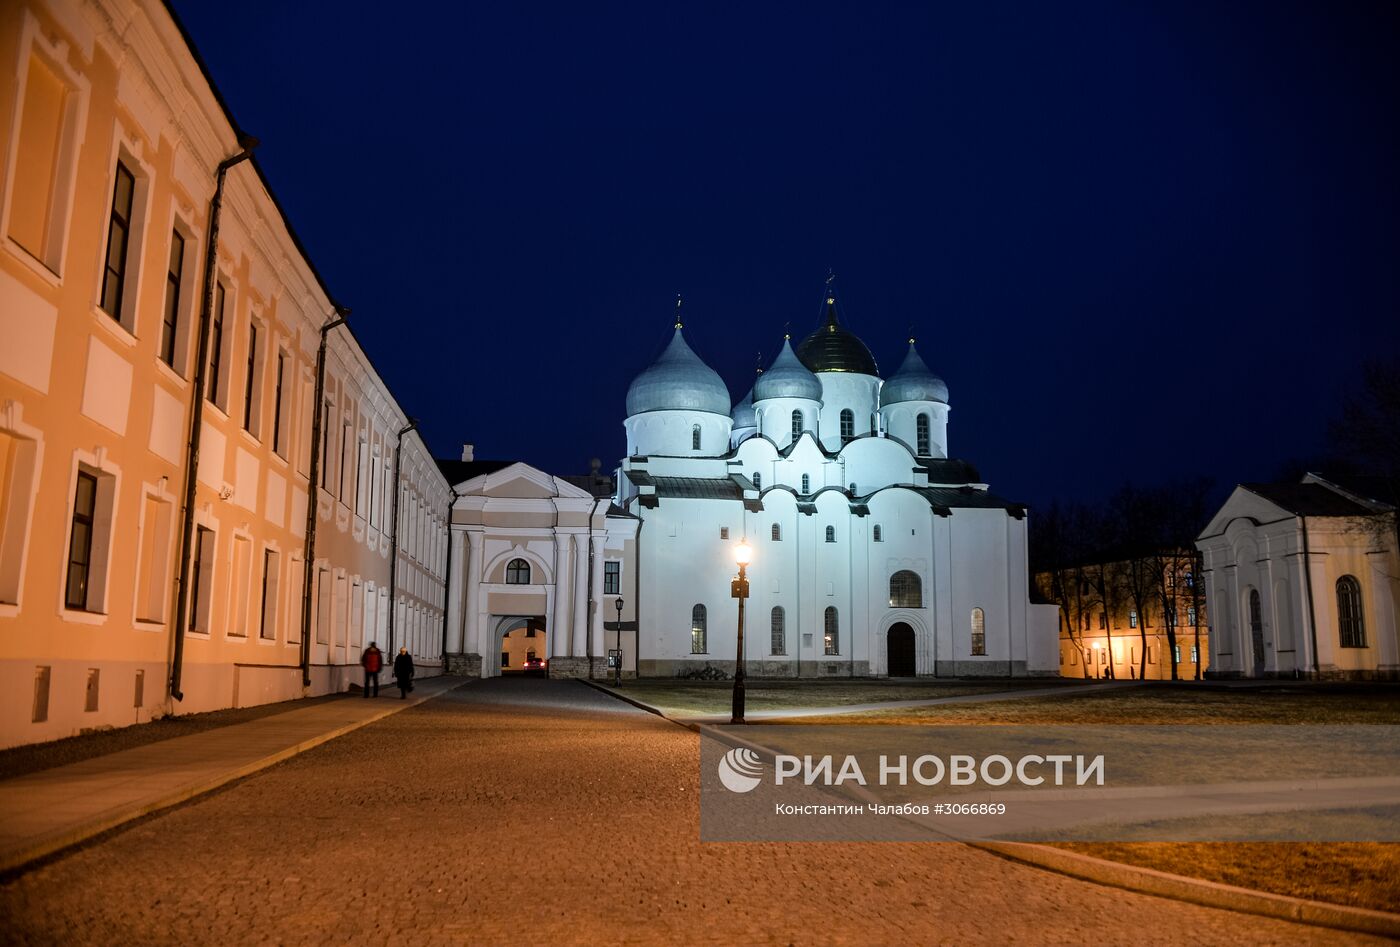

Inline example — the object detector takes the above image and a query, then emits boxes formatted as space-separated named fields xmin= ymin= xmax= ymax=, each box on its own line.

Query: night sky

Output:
xmin=173 ymin=1 xmax=1399 ymax=510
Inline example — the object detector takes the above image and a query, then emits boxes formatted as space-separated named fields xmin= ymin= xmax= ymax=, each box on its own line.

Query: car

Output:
xmin=522 ymin=656 xmax=547 ymax=672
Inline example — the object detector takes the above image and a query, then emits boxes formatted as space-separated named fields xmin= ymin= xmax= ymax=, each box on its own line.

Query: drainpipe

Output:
xmin=168 ymin=135 xmax=258 ymax=703
xmin=299 ymin=308 xmax=350 ymax=687
xmin=387 ymin=420 xmax=418 ymax=654
xmin=1300 ymin=514 xmax=1320 ymax=678
xmin=441 ymin=487 xmax=460 ymax=672
xmin=632 ymin=516 xmax=644 ymax=678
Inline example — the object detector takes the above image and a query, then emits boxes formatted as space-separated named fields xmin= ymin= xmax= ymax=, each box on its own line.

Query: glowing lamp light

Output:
xmin=733 ymin=540 xmax=753 ymax=566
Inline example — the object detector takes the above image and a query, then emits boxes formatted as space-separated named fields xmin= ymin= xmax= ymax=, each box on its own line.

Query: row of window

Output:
xmin=1079 ymin=606 xmax=1199 ymax=631
xmin=690 ymin=603 xmax=986 ymax=656
xmin=716 ymin=522 xmax=892 ymax=543
xmin=1246 ymin=577 xmax=1368 ymax=650
xmin=503 ymin=557 xmax=626 ymax=596
xmin=1065 ymin=644 xmax=1199 ymax=667
xmin=749 ymin=410 xmax=934 ymax=456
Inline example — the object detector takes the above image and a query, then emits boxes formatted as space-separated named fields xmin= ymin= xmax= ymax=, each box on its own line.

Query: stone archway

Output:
xmin=887 ymin=622 xmax=916 ymax=677
xmin=494 ymin=616 xmax=548 ymax=676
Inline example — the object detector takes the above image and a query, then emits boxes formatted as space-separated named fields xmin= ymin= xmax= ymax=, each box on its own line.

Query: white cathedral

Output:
xmin=441 ymin=291 xmax=1058 ymax=679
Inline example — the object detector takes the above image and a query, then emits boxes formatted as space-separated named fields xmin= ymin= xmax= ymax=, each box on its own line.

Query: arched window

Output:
xmin=790 ymin=410 xmax=803 ymax=440
xmin=692 ymin=424 xmax=702 ymax=450
xmin=840 ymin=408 xmax=854 ymax=444
xmin=505 ymin=558 xmax=530 ymax=585
xmin=873 ymin=524 xmax=882 ymax=542
xmin=971 ymin=607 xmax=986 ymax=655
xmin=771 ymin=606 xmax=786 ymax=655
xmin=1337 ymin=575 xmax=1366 ymax=648
xmin=848 ymin=482 xmax=857 ymax=494
xmin=889 ymin=570 xmax=922 ymax=608
xmin=801 ymin=474 xmax=810 ymax=493
xmin=691 ymin=604 xmax=707 ymax=653
xmin=752 ymin=472 xmax=761 ymax=490
xmin=771 ymin=523 xmax=782 ymax=541
xmin=825 ymin=525 xmax=836 ymax=543
xmin=916 ymin=413 xmax=930 ymax=456
xmin=824 ymin=606 xmax=839 ymax=655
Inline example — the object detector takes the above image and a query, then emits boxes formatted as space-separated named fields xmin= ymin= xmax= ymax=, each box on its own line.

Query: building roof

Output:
xmin=880 ymin=340 xmax=949 ymax=406
xmin=909 ymin=486 xmax=1027 ymax=519
xmin=625 ymin=326 xmax=731 ymax=416
xmin=918 ymin=457 xmax=981 ymax=485
xmin=755 ymin=338 xmax=823 ymax=402
xmin=435 ymin=458 xmax=517 ymax=485
xmin=1240 ymin=481 xmax=1377 ymax=518
xmin=795 ymin=296 xmax=879 ymax=376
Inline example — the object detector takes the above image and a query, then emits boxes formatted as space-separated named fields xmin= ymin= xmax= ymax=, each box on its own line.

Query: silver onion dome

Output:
xmin=879 ymin=340 xmax=948 ymax=406
xmin=754 ymin=338 xmax=822 ymax=402
xmin=625 ymin=327 xmax=731 ymax=416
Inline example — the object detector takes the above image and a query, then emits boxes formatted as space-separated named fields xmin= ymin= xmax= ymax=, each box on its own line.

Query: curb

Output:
xmin=971 ymin=840 xmax=1400 ymax=939
xmin=576 ymin=679 xmax=701 ymax=732
xmin=584 ymin=682 xmax=1400 ymax=938
xmin=0 ymin=679 xmax=468 ymax=877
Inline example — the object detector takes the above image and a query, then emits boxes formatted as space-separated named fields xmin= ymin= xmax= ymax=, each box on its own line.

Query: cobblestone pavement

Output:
xmin=0 ymin=678 xmax=1381 ymax=945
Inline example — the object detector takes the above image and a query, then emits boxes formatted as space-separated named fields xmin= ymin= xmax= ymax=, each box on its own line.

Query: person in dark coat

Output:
xmin=393 ymin=646 xmax=415 ymax=699
xmin=360 ymin=642 xmax=383 ymax=698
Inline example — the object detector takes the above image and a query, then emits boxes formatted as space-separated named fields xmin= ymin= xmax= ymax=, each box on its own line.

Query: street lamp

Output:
xmin=730 ymin=539 xmax=753 ymax=724
xmin=613 ymin=596 xmax=625 ymax=686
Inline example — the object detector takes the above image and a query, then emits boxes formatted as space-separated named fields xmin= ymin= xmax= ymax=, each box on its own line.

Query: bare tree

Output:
xmin=1031 ymin=501 xmax=1092 ymax=678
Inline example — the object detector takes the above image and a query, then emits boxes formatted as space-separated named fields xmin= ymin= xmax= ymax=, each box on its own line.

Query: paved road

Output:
xmin=0 ymin=678 xmax=1379 ymax=945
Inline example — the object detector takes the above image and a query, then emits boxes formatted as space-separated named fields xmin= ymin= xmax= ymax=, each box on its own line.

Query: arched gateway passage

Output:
xmin=500 ymin=618 xmax=548 ymax=675
xmin=887 ymin=622 xmax=916 ymax=677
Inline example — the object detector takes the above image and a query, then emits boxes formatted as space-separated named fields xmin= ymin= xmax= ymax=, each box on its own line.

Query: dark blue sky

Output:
xmin=173 ymin=0 xmax=1399 ymax=509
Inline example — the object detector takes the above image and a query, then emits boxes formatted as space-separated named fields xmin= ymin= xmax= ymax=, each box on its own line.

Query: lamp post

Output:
xmin=730 ymin=540 xmax=753 ymax=724
xmin=614 ymin=596 xmax=625 ymax=686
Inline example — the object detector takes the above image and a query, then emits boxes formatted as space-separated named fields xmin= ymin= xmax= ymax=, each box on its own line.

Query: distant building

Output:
xmin=1196 ymin=474 xmax=1398 ymax=679
xmin=1034 ymin=555 xmax=1209 ymax=680
xmin=0 ymin=0 xmax=449 ymax=748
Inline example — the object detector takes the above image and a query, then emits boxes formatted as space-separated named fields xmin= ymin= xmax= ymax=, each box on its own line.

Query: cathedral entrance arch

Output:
xmin=496 ymin=616 xmax=548 ymax=676
xmin=887 ymin=622 xmax=916 ymax=677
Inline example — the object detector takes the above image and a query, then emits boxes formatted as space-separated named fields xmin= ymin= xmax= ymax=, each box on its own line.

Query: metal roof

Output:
xmin=880 ymin=340 xmax=949 ymax=406
xmin=795 ymin=297 xmax=879 ymax=376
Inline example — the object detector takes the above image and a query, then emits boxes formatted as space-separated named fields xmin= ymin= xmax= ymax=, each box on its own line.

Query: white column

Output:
xmin=445 ymin=528 xmax=467 ymax=654
xmin=464 ymin=531 xmax=484 ymax=661
xmin=551 ymin=533 xmax=572 ymax=658
xmin=589 ymin=534 xmax=606 ymax=663
xmin=572 ymin=535 xmax=589 ymax=658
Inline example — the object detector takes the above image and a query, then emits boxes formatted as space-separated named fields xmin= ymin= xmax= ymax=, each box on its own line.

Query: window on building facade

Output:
xmin=840 ymin=409 xmax=854 ymax=444
xmin=790 ymin=410 xmax=803 ymax=440
xmin=8 ymin=46 xmax=83 ymax=273
xmin=1337 ymin=575 xmax=1366 ymax=648
xmin=752 ymin=472 xmax=761 ymax=490
xmin=604 ymin=560 xmax=621 ymax=595
xmin=506 ymin=558 xmax=530 ymax=585
xmin=259 ymin=548 xmax=279 ymax=640
xmin=916 ymin=413 xmax=930 ymax=456
xmin=160 ymin=230 xmax=185 ymax=369
xmin=1187 ymin=606 xmax=1197 ymax=626
xmin=207 ymin=282 xmax=228 ymax=407
xmin=243 ymin=322 xmax=263 ymax=435
xmin=825 ymin=525 xmax=835 ymax=543
xmin=971 ymin=607 xmax=986 ymax=655
xmin=64 ymin=471 xmax=99 ymax=610
xmin=873 ymin=524 xmax=882 ymax=542
xmin=889 ymin=570 xmax=922 ymax=608
xmin=771 ymin=606 xmax=785 ymax=655
xmin=1128 ymin=609 xmax=1138 ymax=628
xmin=99 ymin=161 xmax=135 ymax=323
xmin=691 ymin=604 xmax=707 ymax=653
xmin=189 ymin=526 xmax=215 ymax=633
xmin=720 ymin=526 xmax=729 ymax=540
xmin=692 ymin=424 xmax=701 ymax=450
xmin=801 ymin=474 xmax=810 ymax=493
xmin=228 ymin=536 xmax=252 ymax=636
xmin=1098 ymin=612 xmax=1106 ymax=630
xmin=1173 ymin=644 xmax=1182 ymax=665
xmin=824 ymin=606 xmax=839 ymax=655
xmin=771 ymin=524 xmax=781 ymax=541
xmin=0 ymin=430 xmax=39 ymax=606
xmin=1190 ymin=645 xmax=1198 ymax=662
xmin=501 ymin=652 xmax=509 ymax=668
xmin=272 ymin=352 xmax=290 ymax=457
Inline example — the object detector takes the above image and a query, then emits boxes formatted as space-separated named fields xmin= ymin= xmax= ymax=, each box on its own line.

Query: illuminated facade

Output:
xmin=0 ymin=0 xmax=449 ymax=748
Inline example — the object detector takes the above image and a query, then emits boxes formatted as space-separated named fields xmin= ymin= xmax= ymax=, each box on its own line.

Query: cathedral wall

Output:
xmin=624 ymin=410 xmax=730 ymax=457
xmin=814 ymin=374 xmax=880 ymax=452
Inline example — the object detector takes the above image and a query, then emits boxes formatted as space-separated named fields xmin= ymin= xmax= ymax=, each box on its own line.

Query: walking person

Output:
xmin=360 ymin=641 xmax=383 ymax=698
xmin=394 ymin=646 xmax=415 ymax=699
